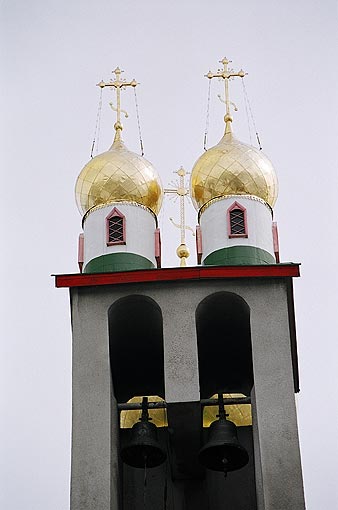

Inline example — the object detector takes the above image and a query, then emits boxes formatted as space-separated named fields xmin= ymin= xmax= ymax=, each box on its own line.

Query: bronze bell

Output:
xmin=198 ymin=394 xmax=249 ymax=475
xmin=120 ymin=398 xmax=167 ymax=469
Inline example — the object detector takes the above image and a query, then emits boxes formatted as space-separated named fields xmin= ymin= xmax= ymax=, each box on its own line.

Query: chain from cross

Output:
xmin=206 ymin=57 xmax=247 ymax=128
xmin=97 ymin=67 xmax=138 ymax=133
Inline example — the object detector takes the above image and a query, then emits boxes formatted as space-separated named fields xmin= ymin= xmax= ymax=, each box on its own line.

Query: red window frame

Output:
xmin=106 ymin=207 xmax=126 ymax=246
xmin=227 ymin=201 xmax=248 ymax=238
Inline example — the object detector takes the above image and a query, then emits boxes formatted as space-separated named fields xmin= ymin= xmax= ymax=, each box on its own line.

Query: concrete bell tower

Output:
xmin=56 ymin=60 xmax=305 ymax=510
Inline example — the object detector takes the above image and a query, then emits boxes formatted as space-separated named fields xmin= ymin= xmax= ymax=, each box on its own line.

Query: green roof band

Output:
xmin=84 ymin=253 xmax=155 ymax=273
xmin=203 ymin=246 xmax=275 ymax=266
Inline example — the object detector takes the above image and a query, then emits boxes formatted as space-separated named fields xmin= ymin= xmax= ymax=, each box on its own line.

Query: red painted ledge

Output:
xmin=54 ymin=263 xmax=300 ymax=288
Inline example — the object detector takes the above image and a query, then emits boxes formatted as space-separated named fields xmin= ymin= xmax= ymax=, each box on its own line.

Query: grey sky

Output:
xmin=1 ymin=1 xmax=338 ymax=508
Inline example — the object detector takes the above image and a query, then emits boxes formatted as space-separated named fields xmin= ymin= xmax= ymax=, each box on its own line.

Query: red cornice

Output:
xmin=54 ymin=264 xmax=300 ymax=288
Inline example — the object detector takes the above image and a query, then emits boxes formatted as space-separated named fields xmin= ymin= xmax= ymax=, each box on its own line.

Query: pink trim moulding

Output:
xmin=78 ymin=233 xmax=84 ymax=273
xmin=155 ymin=228 xmax=161 ymax=268
xmin=272 ymin=221 xmax=280 ymax=263
xmin=196 ymin=225 xmax=203 ymax=264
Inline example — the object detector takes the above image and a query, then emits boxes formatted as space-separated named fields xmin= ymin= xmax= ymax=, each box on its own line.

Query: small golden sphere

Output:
xmin=176 ymin=244 xmax=190 ymax=259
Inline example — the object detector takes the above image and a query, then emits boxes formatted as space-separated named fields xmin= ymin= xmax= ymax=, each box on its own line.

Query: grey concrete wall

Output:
xmin=70 ymin=288 xmax=120 ymax=510
xmin=249 ymin=282 xmax=305 ymax=510
xmin=69 ymin=277 xmax=305 ymax=510
xmin=159 ymin=282 xmax=200 ymax=403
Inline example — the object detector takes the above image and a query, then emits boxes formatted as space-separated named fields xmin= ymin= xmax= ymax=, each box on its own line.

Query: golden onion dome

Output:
xmin=75 ymin=133 xmax=163 ymax=216
xmin=190 ymin=130 xmax=278 ymax=211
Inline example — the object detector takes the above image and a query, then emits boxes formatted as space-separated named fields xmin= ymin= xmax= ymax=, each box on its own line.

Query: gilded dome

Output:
xmin=75 ymin=136 xmax=163 ymax=216
xmin=190 ymin=131 xmax=278 ymax=210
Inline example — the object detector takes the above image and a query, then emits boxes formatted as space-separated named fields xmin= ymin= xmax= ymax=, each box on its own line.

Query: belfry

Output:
xmin=55 ymin=59 xmax=305 ymax=510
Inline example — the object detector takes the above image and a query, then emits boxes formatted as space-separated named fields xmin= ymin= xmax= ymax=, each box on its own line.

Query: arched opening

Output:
xmin=108 ymin=295 xmax=165 ymax=403
xmin=196 ymin=292 xmax=256 ymax=510
xmin=196 ymin=292 xmax=253 ymax=398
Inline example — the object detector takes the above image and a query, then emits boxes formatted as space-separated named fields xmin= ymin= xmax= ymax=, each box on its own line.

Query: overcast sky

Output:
xmin=1 ymin=1 xmax=338 ymax=509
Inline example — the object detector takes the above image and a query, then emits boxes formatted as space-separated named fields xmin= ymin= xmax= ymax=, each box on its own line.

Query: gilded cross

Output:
xmin=206 ymin=57 xmax=247 ymax=133
xmin=164 ymin=167 xmax=194 ymax=267
xmin=97 ymin=67 xmax=138 ymax=138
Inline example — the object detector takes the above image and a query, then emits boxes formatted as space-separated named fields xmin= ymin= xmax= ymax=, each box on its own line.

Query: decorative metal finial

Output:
xmin=164 ymin=167 xmax=195 ymax=267
xmin=97 ymin=67 xmax=138 ymax=143
xmin=205 ymin=57 xmax=247 ymax=134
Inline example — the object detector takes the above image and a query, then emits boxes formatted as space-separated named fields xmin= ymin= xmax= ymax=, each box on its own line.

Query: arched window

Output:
xmin=106 ymin=207 xmax=126 ymax=246
xmin=227 ymin=201 xmax=248 ymax=238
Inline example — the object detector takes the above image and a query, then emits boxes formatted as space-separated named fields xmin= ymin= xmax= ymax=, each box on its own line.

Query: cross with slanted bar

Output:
xmin=97 ymin=67 xmax=138 ymax=134
xmin=164 ymin=167 xmax=194 ymax=267
xmin=206 ymin=57 xmax=247 ymax=132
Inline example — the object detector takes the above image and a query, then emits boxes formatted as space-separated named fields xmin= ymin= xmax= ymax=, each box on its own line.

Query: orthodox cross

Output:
xmin=97 ymin=67 xmax=138 ymax=140
xmin=206 ymin=57 xmax=247 ymax=133
xmin=164 ymin=167 xmax=194 ymax=267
